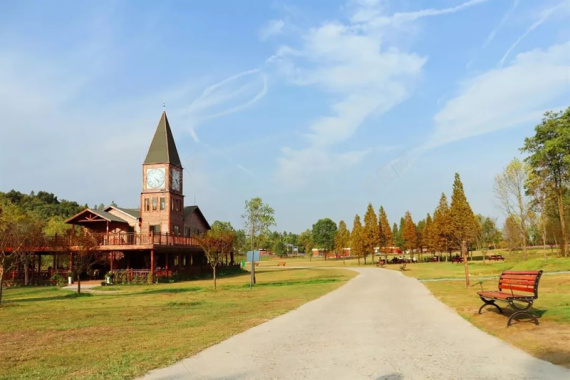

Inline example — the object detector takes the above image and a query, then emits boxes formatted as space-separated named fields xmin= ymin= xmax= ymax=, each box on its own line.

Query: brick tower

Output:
xmin=140 ymin=112 xmax=184 ymax=235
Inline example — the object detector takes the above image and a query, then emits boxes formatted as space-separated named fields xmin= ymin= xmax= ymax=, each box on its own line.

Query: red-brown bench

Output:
xmin=278 ymin=261 xmax=286 ymax=267
xmin=477 ymin=270 xmax=543 ymax=326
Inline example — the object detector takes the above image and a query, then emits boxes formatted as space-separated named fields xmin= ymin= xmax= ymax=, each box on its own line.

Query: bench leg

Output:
xmin=478 ymin=297 xmax=503 ymax=315
xmin=507 ymin=300 xmax=538 ymax=327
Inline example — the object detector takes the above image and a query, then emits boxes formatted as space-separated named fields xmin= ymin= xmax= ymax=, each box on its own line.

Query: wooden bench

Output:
xmin=254 ymin=262 xmax=260 ymax=267
xmin=451 ymin=256 xmax=463 ymax=263
xmin=278 ymin=261 xmax=286 ymax=267
xmin=477 ymin=270 xmax=543 ymax=326
xmin=489 ymin=255 xmax=505 ymax=261
xmin=376 ymin=259 xmax=386 ymax=268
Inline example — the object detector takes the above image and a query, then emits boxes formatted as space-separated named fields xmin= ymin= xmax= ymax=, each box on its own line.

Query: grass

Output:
xmin=424 ymin=274 xmax=570 ymax=368
xmin=0 ymin=267 xmax=355 ymax=380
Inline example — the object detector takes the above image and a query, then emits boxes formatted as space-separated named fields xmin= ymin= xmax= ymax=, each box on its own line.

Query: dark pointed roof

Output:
xmin=144 ymin=112 xmax=182 ymax=166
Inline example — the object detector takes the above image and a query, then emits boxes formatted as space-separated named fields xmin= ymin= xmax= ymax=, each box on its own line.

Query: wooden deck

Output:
xmin=15 ymin=232 xmax=204 ymax=252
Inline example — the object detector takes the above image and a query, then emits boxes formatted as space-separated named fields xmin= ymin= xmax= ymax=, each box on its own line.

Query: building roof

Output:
xmin=105 ymin=206 xmax=140 ymax=220
xmin=65 ymin=208 xmax=130 ymax=225
xmin=184 ymin=205 xmax=211 ymax=230
xmin=144 ymin=111 xmax=182 ymax=166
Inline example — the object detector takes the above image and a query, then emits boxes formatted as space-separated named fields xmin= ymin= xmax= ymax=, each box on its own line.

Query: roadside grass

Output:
xmin=257 ymin=247 xmax=565 ymax=270
xmin=0 ymin=268 xmax=355 ymax=380
xmin=423 ymin=274 xmax=570 ymax=368
xmin=384 ymin=257 xmax=570 ymax=280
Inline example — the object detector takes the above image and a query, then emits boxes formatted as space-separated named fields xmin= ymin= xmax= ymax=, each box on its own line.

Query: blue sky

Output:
xmin=1 ymin=0 xmax=569 ymax=233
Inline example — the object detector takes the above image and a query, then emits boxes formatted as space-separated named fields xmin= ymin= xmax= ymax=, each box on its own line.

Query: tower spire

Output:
xmin=144 ymin=112 xmax=182 ymax=166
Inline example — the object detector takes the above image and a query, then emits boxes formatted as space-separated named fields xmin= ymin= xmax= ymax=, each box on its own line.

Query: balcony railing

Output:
xmin=43 ymin=232 xmax=199 ymax=248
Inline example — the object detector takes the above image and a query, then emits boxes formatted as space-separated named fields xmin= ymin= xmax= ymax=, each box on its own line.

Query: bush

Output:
xmin=50 ymin=273 xmax=66 ymax=287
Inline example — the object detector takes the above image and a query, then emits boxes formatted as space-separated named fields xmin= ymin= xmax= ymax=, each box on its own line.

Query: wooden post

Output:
xmin=52 ymin=254 xmax=56 ymax=271
xmin=37 ymin=254 xmax=42 ymax=273
xmin=165 ymin=252 xmax=169 ymax=272
xmin=150 ymin=250 xmax=154 ymax=281
xmin=110 ymin=252 xmax=114 ymax=271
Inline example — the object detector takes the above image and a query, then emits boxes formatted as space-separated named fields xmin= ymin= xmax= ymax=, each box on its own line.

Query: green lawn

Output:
xmin=0 ymin=268 xmax=355 ymax=380
xmin=384 ymin=257 xmax=570 ymax=280
xmin=423 ymin=274 xmax=570 ymax=368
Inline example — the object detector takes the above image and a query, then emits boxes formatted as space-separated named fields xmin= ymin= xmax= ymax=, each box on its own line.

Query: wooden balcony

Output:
xmin=41 ymin=232 xmax=201 ymax=252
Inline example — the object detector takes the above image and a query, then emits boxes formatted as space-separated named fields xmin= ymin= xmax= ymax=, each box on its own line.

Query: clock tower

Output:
xmin=141 ymin=112 xmax=184 ymax=235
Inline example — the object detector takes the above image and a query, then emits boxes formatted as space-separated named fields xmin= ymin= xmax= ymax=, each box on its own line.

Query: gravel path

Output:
xmin=141 ymin=268 xmax=570 ymax=379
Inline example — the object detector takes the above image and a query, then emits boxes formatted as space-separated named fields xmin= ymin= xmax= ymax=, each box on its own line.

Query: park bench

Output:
xmin=278 ymin=261 xmax=286 ymax=267
xmin=451 ymin=256 xmax=463 ymax=263
xmin=489 ymin=255 xmax=505 ymax=261
xmin=254 ymin=262 xmax=260 ymax=267
xmin=376 ymin=259 xmax=386 ymax=268
xmin=477 ymin=270 xmax=543 ymax=327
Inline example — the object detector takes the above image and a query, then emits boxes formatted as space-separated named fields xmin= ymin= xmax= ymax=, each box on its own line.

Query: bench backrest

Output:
xmin=498 ymin=270 xmax=543 ymax=298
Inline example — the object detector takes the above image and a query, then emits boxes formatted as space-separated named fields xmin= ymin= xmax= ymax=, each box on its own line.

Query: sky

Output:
xmin=0 ymin=0 xmax=569 ymax=233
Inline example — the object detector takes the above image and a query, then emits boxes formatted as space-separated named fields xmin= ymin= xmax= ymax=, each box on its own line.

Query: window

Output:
xmin=149 ymin=225 xmax=160 ymax=234
xmin=160 ymin=197 xmax=165 ymax=210
xmin=174 ymin=199 xmax=180 ymax=212
xmin=185 ymin=227 xmax=191 ymax=237
xmin=152 ymin=197 xmax=157 ymax=211
xmin=174 ymin=225 xmax=180 ymax=236
xmin=144 ymin=198 xmax=150 ymax=212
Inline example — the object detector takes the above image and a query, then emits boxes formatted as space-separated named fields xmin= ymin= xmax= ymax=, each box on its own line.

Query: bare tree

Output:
xmin=67 ymin=229 xmax=100 ymax=294
xmin=494 ymin=158 xmax=532 ymax=259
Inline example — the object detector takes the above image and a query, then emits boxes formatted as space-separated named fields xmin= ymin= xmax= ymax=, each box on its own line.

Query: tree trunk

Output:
xmin=462 ymin=240 xmax=469 ymax=287
xmin=24 ymin=255 xmax=29 ymax=286
xmin=213 ymin=265 xmax=217 ymax=290
xmin=556 ymin=189 xmax=567 ymax=257
xmin=76 ymin=272 xmax=81 ymax=294
xmin=0 ymin=266 xmax=5 ymax=306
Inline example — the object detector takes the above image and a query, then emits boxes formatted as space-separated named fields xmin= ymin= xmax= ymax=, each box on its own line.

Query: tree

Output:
xmin=242 ymin=197 xmax=275 ymax=283
xmin=432 ymin=193 xmax=451 ymax=256
xmin=522 ymin=108 xmax=570 ymax=257
xmin=0 ymin=203 xmax=27 ymax=305
xmin=401 ymin=211 xmax=417 ymax=257
xmin=312 ymin=218 xmax=337 ymax=260
xmin=378 ymin=206 xmax=392 ymax=251
xmin=503 ymin=215 xmax=522 ymax=251
xmin=423 ymin=214 xmax=434 ymax=254
xmin=362 ymin=203 xmax=379 ymax=264
xmin=494 ymin=158 xmax=532 ymax=258
xmin=392 ymin=223 xmax=401 ymax=250
xmin=351 ymin=215 xmax=364 ymax=264
xmin=298 ymin=229 xmax=314 ymax=259
xmin=334 ymin=220 xmax=350 ymax=261
xmin=476 ymin=215 xmax=501 ymax=261
xmin=68 ymin=229 xmax=100 ymax=294
xmin=272 ymin=239 xmax=286 ymax=257
xmin=449 ymin=173 xmax=479 ymax=287
xmin=242 ymin=198 xmax=276 ymax=250
xmin=195 ymin=230 xmax=235 ymax=290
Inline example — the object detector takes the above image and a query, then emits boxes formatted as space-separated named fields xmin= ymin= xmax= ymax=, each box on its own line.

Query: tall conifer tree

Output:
xmin=449 ymin=173 xmax=480 ymax=287
xmin=351 ymin=215 xmax=364 ymax=265
xmin=363 ymin=203 xmax=379 ymax=264
xmin=402 ymin=211 xmax=417 ymax=257
xmin=378 ymin=206 xmax=393 ymax=250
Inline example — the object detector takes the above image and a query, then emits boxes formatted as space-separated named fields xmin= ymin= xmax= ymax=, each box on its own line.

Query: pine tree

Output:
xmin=424 ymin=213 xmax=434 ymax=254
xmin=334 ymin=220 xmax=350 ymax=259
xmin=392 ymin=222 xmax=402 ymax=249
xmin=350 ymin=215 xmax=364 ymax=265
xmin=449 ymin=173 xmax=480 ymax=287
xmin=401 ymin=211 xmax=417 ymax=257
xmin=362 ymin=203 xmax=379 ymax=264
xmin=378 ymin=206 xmax=393 ymax=251
xmin=433 ymin=193 xmax=451 ymax=256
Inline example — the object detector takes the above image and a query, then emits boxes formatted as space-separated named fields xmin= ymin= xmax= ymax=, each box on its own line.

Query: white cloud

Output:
xmin=259 ymin=19 xmax=285 ymax=41
xmin=425 ymin=43 xmax=570 ymax=150
xmin=179 ymin=69 xmax=268 ymax=142
xmin=483 ymin=0 xmax=518 ymax=49
xmin=499 ymin=1 xmax=567 ymax=66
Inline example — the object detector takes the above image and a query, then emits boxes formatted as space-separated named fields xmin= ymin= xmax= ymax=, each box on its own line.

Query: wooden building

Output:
xmin=8 ymin=112 xmax=214 ymax=284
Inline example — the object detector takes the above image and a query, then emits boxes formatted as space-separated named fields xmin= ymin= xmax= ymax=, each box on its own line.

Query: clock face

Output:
xmin=172 ymin=169 xmax=181 ymax=191
xmin=146 ymin=168 xmax=165 ymax=189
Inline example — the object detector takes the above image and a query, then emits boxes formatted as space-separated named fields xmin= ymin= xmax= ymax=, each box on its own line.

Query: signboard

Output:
xmin=246 ymin=250 xmax=260 ymax=262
